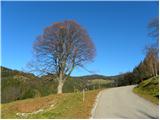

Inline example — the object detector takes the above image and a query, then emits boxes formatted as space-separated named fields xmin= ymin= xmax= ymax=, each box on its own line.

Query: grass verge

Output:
xmin=1 ymin=89 xmax=100 ymax=119
xmin=133 ymin=76 xmax=159 ymax=105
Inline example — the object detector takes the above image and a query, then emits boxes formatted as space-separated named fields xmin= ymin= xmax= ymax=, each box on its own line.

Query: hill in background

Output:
xmin=1 ymin=66 xmax=116 ymax=103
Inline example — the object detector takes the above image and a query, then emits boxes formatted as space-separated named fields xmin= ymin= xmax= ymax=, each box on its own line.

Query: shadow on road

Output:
xmin=137 ymin=109 xmax=159 ymax=119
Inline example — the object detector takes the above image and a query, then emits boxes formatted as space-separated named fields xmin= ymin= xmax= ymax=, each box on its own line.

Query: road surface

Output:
xmin=92 ymin=85 xmax=159 ymax=119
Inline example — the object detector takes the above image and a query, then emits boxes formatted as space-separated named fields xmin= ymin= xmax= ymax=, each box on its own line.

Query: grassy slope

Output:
xmin=1 ymin=90 xmax=100 ymax=119
xmin=133 ymin=76 xmax=159 ymax=105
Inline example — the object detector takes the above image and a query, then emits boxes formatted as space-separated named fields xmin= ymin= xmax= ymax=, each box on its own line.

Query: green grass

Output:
xmin=1 ymin=90 xmax=100 ymax=119
xmin=133 ymin=76 xmax=159 ymax=105
xmin=91 ymin=79 xmax=111 ymax=85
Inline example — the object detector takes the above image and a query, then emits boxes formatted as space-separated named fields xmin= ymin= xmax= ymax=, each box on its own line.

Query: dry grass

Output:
xmin=2 ymin=94 xmax=62 ymax=112
xmin=60 ymin=90 xmax=100 ymax=118
xmin=1 ymin=90 xmax=100 ymax=119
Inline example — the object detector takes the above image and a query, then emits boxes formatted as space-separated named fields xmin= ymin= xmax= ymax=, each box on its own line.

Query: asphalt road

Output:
xmin=92 ymin=85 xmax=159 ymax=119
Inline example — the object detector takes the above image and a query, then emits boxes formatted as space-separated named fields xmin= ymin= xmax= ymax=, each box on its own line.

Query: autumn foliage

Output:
xmin=33 ymin=20 xmax=96 ymax=93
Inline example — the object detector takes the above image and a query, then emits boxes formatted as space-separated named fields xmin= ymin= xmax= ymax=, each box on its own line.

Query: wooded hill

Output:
xmin=1 ymin=66 xmax=115 ymax=103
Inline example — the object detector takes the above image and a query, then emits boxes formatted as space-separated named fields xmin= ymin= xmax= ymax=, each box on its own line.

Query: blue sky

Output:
xmin=2 ymin=1 xmax=158 ymax=76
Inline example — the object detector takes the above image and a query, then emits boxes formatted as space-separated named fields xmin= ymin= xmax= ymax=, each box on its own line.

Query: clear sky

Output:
xmin=2 ymin=1 xmax=158 ymax=76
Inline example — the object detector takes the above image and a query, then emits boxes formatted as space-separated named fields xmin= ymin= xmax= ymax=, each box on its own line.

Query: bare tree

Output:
xmin=144 ymin=47 xmax=159 ymax=76
xmin=146 ymin=17 xmax=159 ymax=77
xmin=148 ymin=17 xmax=159 ymax=48
xmin=31 ymin=20 xmax=96 ymax=94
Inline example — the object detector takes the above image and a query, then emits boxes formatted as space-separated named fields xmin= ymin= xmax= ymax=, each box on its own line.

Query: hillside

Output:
xmin=133 ymin=76 xmax=159 ymax=104
xmin=1 ymin=66 xmax=59 ymax=103
xmin=1 ymin=66 xmax=38 ymax=80
xmin=1 ymin=66 xmax=114 ymax=103
xmin=72 ymin=74 xmax=113 ymax=80
xmin=1 ymin=90 xmax=100 ymax=119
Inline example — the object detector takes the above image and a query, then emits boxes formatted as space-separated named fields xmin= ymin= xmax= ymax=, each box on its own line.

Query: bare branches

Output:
xmin=30 ymin=20 xmax=96 ymax=92
xmin=148 ymin=17 xmax=159 ymax=47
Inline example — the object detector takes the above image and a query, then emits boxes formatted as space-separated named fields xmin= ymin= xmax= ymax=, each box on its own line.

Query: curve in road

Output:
xmin=92 ymin=85 xmax=159 ymax=119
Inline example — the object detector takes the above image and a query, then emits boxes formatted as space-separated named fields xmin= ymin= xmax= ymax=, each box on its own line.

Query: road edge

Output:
xmin=90 ymin=90 xmax=103 ymax=119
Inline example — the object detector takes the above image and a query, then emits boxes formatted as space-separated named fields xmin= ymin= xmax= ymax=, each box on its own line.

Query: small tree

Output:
xmin=31 ymin=20 xmax=95 ymax=94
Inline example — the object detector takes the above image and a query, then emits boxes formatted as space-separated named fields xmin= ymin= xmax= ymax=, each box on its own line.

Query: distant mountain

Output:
xmin=1 ymin=66 xmax=118 ymax=81
xmin=72 ymin=74 xmax=113 ymax=80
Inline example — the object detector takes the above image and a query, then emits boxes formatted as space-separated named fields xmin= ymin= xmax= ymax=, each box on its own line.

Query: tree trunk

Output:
xmin=154 ymin=62 xmax=158 ymax=76
xmin=57 ymin=71 xmax=64 ymax=94
xmin=57 ymin=81 xmax=64 ymax=94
